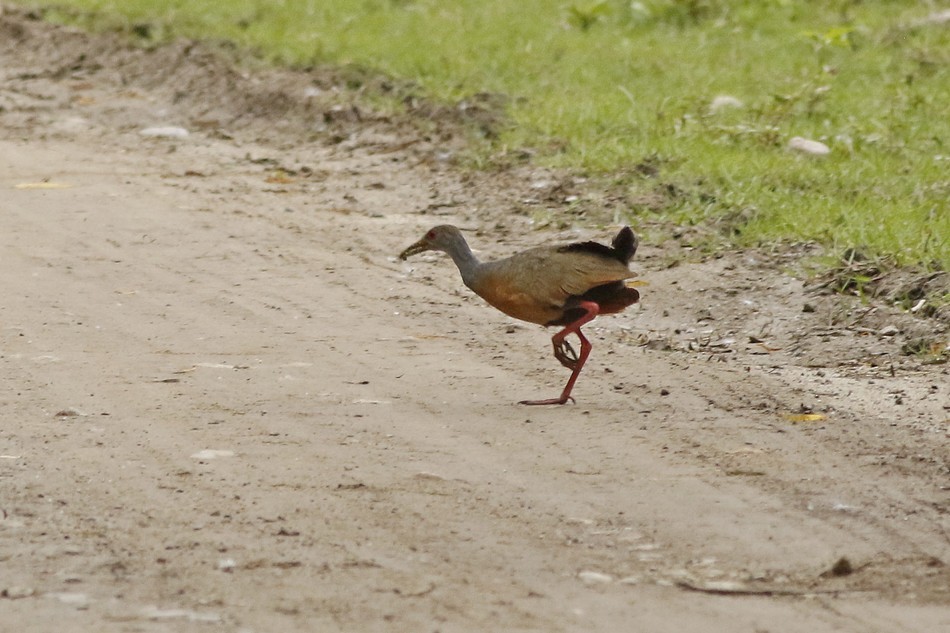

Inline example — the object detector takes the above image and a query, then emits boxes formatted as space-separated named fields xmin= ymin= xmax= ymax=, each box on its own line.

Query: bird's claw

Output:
xmin=553 ymin=339 xmax=578 ymax=370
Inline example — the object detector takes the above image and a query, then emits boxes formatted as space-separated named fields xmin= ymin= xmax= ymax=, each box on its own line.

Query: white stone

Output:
xmin=48 ymin=592 xmax=91 ymax=609
xmin=914 ymin=10 xmax=950 ymax=26
xmin=709 ymin=95 xmax=744 ymax=112
xmin=2 ymin=586 xmax=35 ymax=599
xmin=140 ymin=126 xmax=190 ymax=139
xmin=578 ymin=570 xmax=614 ymax=585
xmin=140 ymin=606 xmax=222 ymax=623
xmin=190 ymin=449 xmax=234 ymax=459
xmin=788 ymin=137 xmax=830 ymax=156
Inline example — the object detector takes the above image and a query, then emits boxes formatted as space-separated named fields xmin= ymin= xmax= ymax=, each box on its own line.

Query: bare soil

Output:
xmin=1 ymin=7 xmax=948 ymax=632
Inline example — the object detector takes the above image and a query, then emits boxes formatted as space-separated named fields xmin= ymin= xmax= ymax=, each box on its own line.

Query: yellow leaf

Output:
xmin=626 ymin=279 xmax=649 ymax=288
xmin=782 ymin=413 xmax=827 ymax=423
xmin=265 ymin=170 xmax=296 ymax=184
xmin=15 ymin=182 xmax=73 ymax=189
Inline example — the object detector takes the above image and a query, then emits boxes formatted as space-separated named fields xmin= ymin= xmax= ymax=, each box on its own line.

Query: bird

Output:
xmin=399 ymin=225 xmax=640 ymax=405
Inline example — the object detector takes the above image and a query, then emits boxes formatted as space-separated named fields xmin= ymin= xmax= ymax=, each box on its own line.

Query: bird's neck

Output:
xmin=446 ymin=240 xmax=482 ymax=288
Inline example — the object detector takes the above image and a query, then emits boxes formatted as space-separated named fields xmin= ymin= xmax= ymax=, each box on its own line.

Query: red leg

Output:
xmin=520 ymin=301 xmax=599 ymax=405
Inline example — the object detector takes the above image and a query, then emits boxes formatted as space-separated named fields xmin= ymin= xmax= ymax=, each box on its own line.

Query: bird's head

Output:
xmin=399 ymin=225 xmax=466 ymax=260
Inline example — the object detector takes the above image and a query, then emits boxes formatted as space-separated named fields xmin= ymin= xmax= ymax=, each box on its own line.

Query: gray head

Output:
xmin=399 ymin=225 xmax=469 ymax=260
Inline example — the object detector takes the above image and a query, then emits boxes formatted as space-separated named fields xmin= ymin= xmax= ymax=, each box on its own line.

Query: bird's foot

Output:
xmin=519 ymin=395 xmax=575 ymax=406
xmin=553 ymin=339 xmax=579 ymax=370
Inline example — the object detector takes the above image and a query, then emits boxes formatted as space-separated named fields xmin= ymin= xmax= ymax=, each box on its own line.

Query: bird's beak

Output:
xmin=399 ymin=238 xmax=430 ymax=261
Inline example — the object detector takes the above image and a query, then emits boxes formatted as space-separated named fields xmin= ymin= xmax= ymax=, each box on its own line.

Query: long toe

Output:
xmin=553 ymin=341 xmax=578 ymax=369
xmin=554 ymin=353 xmax=577 ymax=370
xmin=519 ymin=396 xmax=574 ymax=406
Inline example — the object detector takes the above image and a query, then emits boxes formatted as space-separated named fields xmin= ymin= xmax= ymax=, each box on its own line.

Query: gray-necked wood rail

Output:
xmin=400 ymin=225 xmax=640 ymax=405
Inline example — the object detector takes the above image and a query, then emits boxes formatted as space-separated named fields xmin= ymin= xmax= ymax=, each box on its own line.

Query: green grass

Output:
xmin=15 ymin=0 xmax=950 ymax=269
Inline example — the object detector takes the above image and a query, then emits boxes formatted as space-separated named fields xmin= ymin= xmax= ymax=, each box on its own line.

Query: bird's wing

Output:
xmin=465 ymin=245 xmax=636 ymax=325
xmin=535 ymin=247 xmax=636 ymax=297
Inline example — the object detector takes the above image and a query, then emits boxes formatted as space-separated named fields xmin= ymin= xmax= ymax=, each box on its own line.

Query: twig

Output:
xmin=674 ymin=580 xmax=870 ymax=597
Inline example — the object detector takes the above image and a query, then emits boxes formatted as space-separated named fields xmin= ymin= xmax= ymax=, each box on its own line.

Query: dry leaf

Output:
xmin=15 ymin=182 xmax=72 ymax=189
xmin=265 ymin=170 xmax=296 ymax=184
xmin=782 ymin=413 xmax=827 ymax=423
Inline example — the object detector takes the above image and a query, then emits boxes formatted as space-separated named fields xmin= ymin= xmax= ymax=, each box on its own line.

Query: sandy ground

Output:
xmin=1 ymin=8 xmax=948 ymax=632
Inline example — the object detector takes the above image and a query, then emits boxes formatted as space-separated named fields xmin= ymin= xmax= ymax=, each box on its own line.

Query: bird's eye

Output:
xmin=427 ymin=230 xmax=436 ymax=239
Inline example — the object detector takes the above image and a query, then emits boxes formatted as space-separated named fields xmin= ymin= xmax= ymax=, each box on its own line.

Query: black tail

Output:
xmin=558 ymin=226 xmax=639 ymax=264
xmin=612 ymin=226 xmax=638 ymax=263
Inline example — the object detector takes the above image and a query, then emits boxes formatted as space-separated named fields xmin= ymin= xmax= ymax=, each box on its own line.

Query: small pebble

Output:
xmin=140 ymin=126 xmax=190 ymax=139
xmin=140 ymin=606 xmax=222 ymax=623
xmin=632 ymin=543 xmax=660 ymax=551
xmin=414 ymin=471 xmax=447 ymax=481
xmin=190 ymin=449 xmax=234 ymax=460
xmin=54 ymin=407 xmax=87 ymax=417
xmin=879 ymin=325 xmax=899 ymax=337
xmin=48 ymin=592 xmax=90 ymax=609
xmin=578 ymin=570 xmax=614 ymax=585
xmin=828 ymin=556 xmax=854 ymax=577
xmin=701 ymin=580 xmax=747 ymax=592
xmin=2 ymin=586 xmax=35 ymax=599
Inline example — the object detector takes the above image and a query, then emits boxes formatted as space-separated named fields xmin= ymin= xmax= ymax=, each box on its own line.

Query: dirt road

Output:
xmin=1 ymin=8 xmax=947 ymax=632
